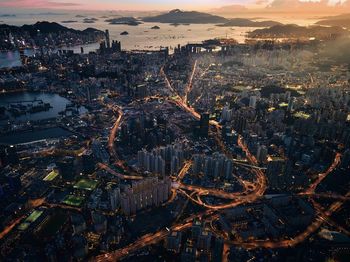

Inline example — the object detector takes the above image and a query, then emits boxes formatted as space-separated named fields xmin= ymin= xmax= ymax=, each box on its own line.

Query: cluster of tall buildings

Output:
xmin=120 ymin=177 xmax=172 ymax=216
xmin=91 ymin=140 xmax=110 ymax=163
xmin=119 ymin=114 xmax=174 ymax=152
xmin=166 ymin=220 xmax=224 ymax=262
xmin=137 ymin=150 xmax=165 ymax=176
xmin=221 ymin=106 xmax=249 ymax=135
xmin=137 ymin=143 xmax=186 ymax=176
xmin=221 ymin=106 xmax=234 ymax=122
xmin=99 ymin=30 xmax=121 ymax=53
xmin=193 ymin=153 xmax=234 ymax=179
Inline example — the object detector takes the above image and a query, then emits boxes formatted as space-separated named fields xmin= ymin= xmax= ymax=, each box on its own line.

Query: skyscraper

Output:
xmin=6 ymin=145 xmax=19 ymax=165
xmin=200 ymin=113 xmax=209 ymax=137
xmin=105 ymin=29 xmax=110 ymax=49
xmin=82 ymin=150 xmax=95 ymax=174
xmin=249 ymin=96 xmax=257 ymax=109
xmin=166 ymin=231 xmax=182 ymax=252
xmin=257 ymin=145 xmax=268 ymax=164
xmin=266 ymin=157 xmax=286 ymax=190
xmin=108 ymin=185 xmax=121 ymax=211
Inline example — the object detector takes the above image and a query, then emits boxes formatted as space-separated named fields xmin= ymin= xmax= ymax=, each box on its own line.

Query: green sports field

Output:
xmin=43 ymin=170 xmax=59 ymax=181
xmin=18 ymin=210 xmax=44 ymax=231
xmin=62 ymin=195 xmax=85 ymax=207
xmin=73 ymin=178 xmax=98 ymax=191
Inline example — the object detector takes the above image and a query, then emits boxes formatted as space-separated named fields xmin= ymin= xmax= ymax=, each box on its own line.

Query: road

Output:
xmin=304 ymin=152 xmax=341 ymax=194
xmin=0 ymin=215 xmax=25 ymax=240
xmin=183 ymin=60 xmax=197 ymax=104
xmin=95 ymin=211 xmax=215 ymax=262
xmin=224 ymin=190 xmax=350 ymax=249
xmin=108 ymin=106 xmax=123 ymax=159
xmin=98 ymin=163 xmax=143 ymax=180
xmin=93 ymin=59 xmax=345 ymax=261
xmin=160 ymin=59 xmax=346 ymax=251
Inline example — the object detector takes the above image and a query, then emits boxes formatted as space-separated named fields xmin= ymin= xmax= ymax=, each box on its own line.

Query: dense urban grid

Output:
xmin=0 ymin=27 xmax=350 ymax=262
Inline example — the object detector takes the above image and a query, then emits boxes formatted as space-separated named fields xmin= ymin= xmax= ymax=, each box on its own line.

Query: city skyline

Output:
xmin=0 ymin=0 xmax=349 ymax=261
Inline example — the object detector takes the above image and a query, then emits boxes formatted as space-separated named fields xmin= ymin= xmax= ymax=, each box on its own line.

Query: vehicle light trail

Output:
xmin=0 ymin=215 xmax=25 ymax=240
xmin=98 ymin=163 xmax=143 ymax=180
xmin=183 ymin=60 xmax=197 ymax=104
xmin=108 ymin=106 xmax=123 ymax=159
xmin=95 ymin=211 xmax=215 ymax=262
xmin=304 ymin=152 xmax=341 ymax=194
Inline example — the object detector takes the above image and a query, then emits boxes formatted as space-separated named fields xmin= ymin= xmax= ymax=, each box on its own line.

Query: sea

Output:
xmin=0 ymin=91 xmax=87 ymax=144
xmin=0 ymin=13 xmax=318 ymax=68
xmin=0 ymin=127 xmax=72 ymax=145
xmin=0 ymin=91 xmax=88 ymax=124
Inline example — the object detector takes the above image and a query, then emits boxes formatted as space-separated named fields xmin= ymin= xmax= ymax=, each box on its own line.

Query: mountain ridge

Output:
xmin=0 ymin=21 xmax=103 ymax=36
xmin=142 ymin=9 xmax=228 ymax=24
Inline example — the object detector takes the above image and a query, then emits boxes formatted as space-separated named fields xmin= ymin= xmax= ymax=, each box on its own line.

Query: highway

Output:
xmin=107 ymin=105 xmax=123 ymax=159
xmin=95 ymin=210 xmax=215 ymax=262
xmin=0 ymin=215 xmax=25 ymax=240
xmin=304 ymin=152 xmax=341 ymax=194
xmin=98 ymin=163 xmax=144 ymax=180
xmin=93 ymin=60 xmax=346 ymax=261
xmin=158 ymin=60 xmax=346 ymax=251
xmin=224 ymin=190 xmax=350 ymax=250
xmin=209 ymin=151 xmax=344 ymax=250
xmin=183 ymin=59 xmax=197 ymax=104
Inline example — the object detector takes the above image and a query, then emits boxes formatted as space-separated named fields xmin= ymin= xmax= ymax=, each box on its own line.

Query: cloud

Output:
xmin=212 ymin=4 xmax=248 ymax=13
xmin=267 ymin=0 xmax=348 ymax=9
xmin=255 ymin=0 xmax=269 ymax=5
xmin=0 ymin=0 xmax=80 ymax=8
xmin=263 ymin=0 xmax=350 ymax=13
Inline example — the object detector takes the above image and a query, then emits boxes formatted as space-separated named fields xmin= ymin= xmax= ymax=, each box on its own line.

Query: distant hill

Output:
xmin=316 ymin=13 xmax=350 ymax=29
xmin=142 ymin=9 xmax=228 ymax=24
xmin=0 ymin=21 xmax=103 ymax=36
xmin=249 ymin=24 xmax=348 ymax=39
xmin=83 ymin=18 xmax=98 ymax=24
xmin=217 ymin=18 xmax=282 ymax=27
xmin=105 ymin=17 xmax=142 ymax=26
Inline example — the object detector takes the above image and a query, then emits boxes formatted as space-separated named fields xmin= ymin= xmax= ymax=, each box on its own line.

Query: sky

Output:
xmin=0 ymin=0 xmax=348 ymax=12
xmin=0 ymin=0 xmax=233 ymax=10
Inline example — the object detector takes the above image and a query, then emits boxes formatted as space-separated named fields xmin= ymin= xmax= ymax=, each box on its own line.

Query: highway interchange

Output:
xmin=95 ymin=60 xmax=348 ymax=261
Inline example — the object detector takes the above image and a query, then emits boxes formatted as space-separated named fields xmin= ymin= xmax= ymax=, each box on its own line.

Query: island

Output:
xmin=151 ymin=25 xmax=160 ymax=29
xmin=61 ymin=20 xmax=78 ymax=24
xmin=105 ymin=17 xmax=142 ymax=26
xmin=316 ymin=13 xmax=350 ymax=29
xmin=217 ymin=18 xmax=282 ymax=27
xmin=248 ymin=24 xmax=348 ymax=40
xmin=83 ymin=18 xmax=98 ymax=24
xmin=0 ymin=14 xmax=16 ymax=17
xmin=142 ymin=9 xmax=228 ymax=24
xmin=120 ymin=31 xmax=129 ymax=35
